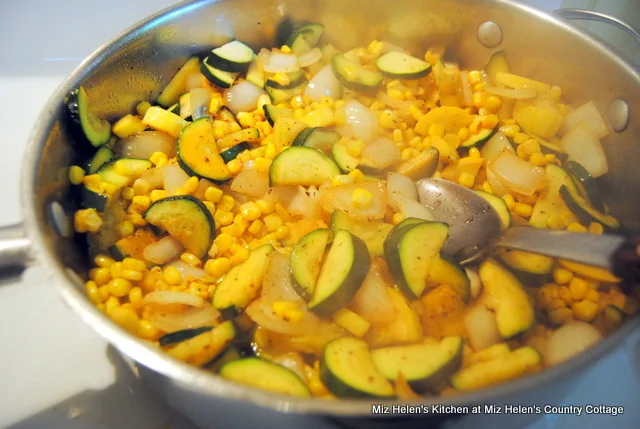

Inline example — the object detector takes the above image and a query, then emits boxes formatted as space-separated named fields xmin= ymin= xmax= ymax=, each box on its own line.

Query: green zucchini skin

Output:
xmin=207 ymin=40 xmax=255 ymax=73
xmin=564 ymin=160 xmax=605 ymax=212
xmin=559 ymin=184 xmax=620 ymax=231
xmin=461 ymin=126 xmax=498 ymax=149
xmin=290 ymin=228 xmax=331 ymax=301
xmin=65 ymin=86 xmax=112 ymax=150
xmin=81 ymin=187 xmax=110 ymax=212
xmin=331 ymin=53 xmax=383 ymax=93
xmin=86 ymin=146 xmax=116 ymax=174
xmin=219 ymin=357 xmax=311 ymax=397
xmin=159 ymin=326 xmax=214 ymax=347
xmin=220 ymin=142 xmax=250 ymax=163
xmin=376 ymin=51 xmax=432 ymax=80
xmin=263 ymin=105 xmax=293 ymax=126
xmin=201 ymin=57 xmax=239 ymax=88
xmin=265 ymin=70 xmax=306 ymax=90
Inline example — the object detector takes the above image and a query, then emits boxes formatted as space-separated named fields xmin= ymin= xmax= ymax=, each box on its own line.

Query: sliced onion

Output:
xmin=350 ymin=262 xmax=397 ymax=324
xmin=162 ymin=163 xmax=190 ymax=193
xmin=304 ymin=64 xmax=342 ymax=102
xmin=489 ymin=151 xmax=545 ymax=196
xmin=148 ymin=305 xmax=220 ymax=333
xmin=263 ymin=52 xmax=299 ymax=73
xmin=545 ymin=322 xmax=602 ymax=366
xmin=460 ymin=71 xmax=473 ymax=107
xmin=190 ymin=87 xmax=213 ymax=120
xmin=143 ymin=236 xmax=184 ymax=265
xmin=465 ymin=267 xmax=482 ymax=299
xmin=396 ymin=195 xmax=435 ymax=221
xmin=261 ymin=252 xmax=303 ymax=302
xmin=343 ymin=99 xmax=377 ymax=142
xmin=116 ymin=131 xmax=176 ymax=159
xmin=480 ymin=131 xmax=515 ymax=163
xmin=185 ymin=72 xmax=208 ymax=91
xmin=560 ymin=100 xmax=609 ymax=139
xmin=485 ymin=167 xmax=510 ymax=197
xmin=167 ymin=260 xmax=208 ymax=280
xmin=304 ymin=185 xmax=324 ymax=220
xmin=560 ymin=125 xmax=608 ymax=178
xmin=320 ymin=180 xmax=387 ymax=219
xmin=230 ymin=168 xmax=269 ymax=198
xmin=298 ymin=48 xmax=322 ymax=67
xmin=143 ymin=291 xmax=205 ymax=307
xmin=463 ymin=304 xmax=502 ymax=351
xmin=271 ymin=353 xmax=308 ymax=381
xmin=246 ymin=298 xmax=321 ymax=336
xmin=140 ymin=166 xmax=166 ymax=189
xmin=375 ymin=92 xmax=414 ymax=110
xmin=361 ymin=138 xmax=401 ymax=169
xmin=485 ymin=86 xmax=537 ymax=99
xmin=224 ymin=80 xmax=265 ymax=114
xmin=387 ymin=172 xmax=417 ymax=210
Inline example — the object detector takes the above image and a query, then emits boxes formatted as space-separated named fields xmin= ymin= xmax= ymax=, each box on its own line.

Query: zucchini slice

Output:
xmin=475 ymin=190 xmax=511 ymax=230
xmin=220 ymin=142 xmax=250 ymax=163
xmin=156 ymin=57 xmax=201 ymax=107
xmin=264 ymin=82 xmax=306 ymax=104
xmin=529 ymin=164 xmax=580 ymax=229
xmin=495 ymin=248 xmax=553 ymax=286
xmin=330 ymin=210 xmax=393 ymax=256
xmin=426 ymin=257 xmax=471 ymax=302
xmin=269 ymin=146 xmax=340 ymax=186
xmin=109 ymin=228 xmax=157 ymax=262
xmin=384 ymin=221 xmax=449 ymax=300
xmin=216 ymin=106 xmax=241 ymax=127
xmin=559 ymin=184 xmax=620 ymax=230
xmin=290 ymin=228 xmax=331 ymax=300
xmin=143 ymin=195 xmax=215 ymax=259
xmin=536 ymin=138 xmax=568 ymax=163
xmin=81 ymin=186 xmax=111 ymax=212
xmin=219 ymin=357 xmax=311 ymax=397
xmin=212 ymin=244 xmax=275 ymax=318
xmin=265 ymin=70 xmax=306 ymax=89
xmin=217 ymin=128 xmax=261 ymax=151
xmin=159 ymin=326 xmax=214 ymax=347
xmin=208 ymin=40 xmax=255 ymax=73
xmin=331 ymin=53 xmax=383 ymax=92
xmin=395 ymin=147 xmax=439 ymax=180
xmin=177 ymin=118 xmax=232 ymax=183
xmin=65 ymin=86 xmax=112 ymax=148
xmin=168 ymin=103 xmax=180 ymax=115
xmin=478 ymin=259 xmax=535 ymax=339
xmin=286 ymin=23 xmax=325 ymax=54
xmin=320 ymin=336 xmax=395 ymax=398
xmin=376 ymin=51 xmax=432 ymax=80
xmin=565 ymin=160 xmax=605 ymax=212
xmin=460 ymin=126 xmax=499 ymax=150
xmin=292 ymin=127 xmax=340 ymax=151
xmin=86 ymin=146 xmax=115 ymax=174
xmin=308 ymin=230 xmax=370 ymax=317
xmin=263 ymin=105 xmax=293 ymax=126
xmin=98 ymin=159 xmax=153 ymax=187
xmin=371 ymin=336 xmax=463 ymax=393
xmin=201 ymin=56 xmax=240 ymax=88
xmin=166 ymin=320 xmax=236 ymax=366
xmin=451 ymin=346 xmax=540 ymax=392
xmin=331 ymin=142 xmax=360 ymax=173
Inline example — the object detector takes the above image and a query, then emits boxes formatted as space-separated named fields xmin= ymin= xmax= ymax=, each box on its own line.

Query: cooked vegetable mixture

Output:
xmin=68 ymin=20 xmax=639 ymax=399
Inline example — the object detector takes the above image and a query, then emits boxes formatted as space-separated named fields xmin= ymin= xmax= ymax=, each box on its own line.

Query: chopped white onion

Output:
xmin=263 ymin=52 xmax=299 ymax=73
xmin=116 ymin=131 xmax=176 ymax=159
xmin=230 ymin=168 xmax=269 ymax=197
xmin=140 ymin=166 xmax=165 ymax=189
xmin=297 ymin=47 xmax=322 ymax=67
xmin=361 ymin=138 xmax=401 ymax=169
xmin=490 ymin=150 xmax=545 ymax=196
xmin=545 ymin=322 xmax=602 ymax=366
xmin=162 ymin=164 xmax=190 ymax=193
xmin=350 ymin=263 xmax=397 ymax=324
xmin=560 ymin=100 xmax=609 ymax=139
xmin=224 ymin=80 xmax=266 ymax=114
xmin=185 ymin=72 xmax=207 ymax=91
xmin=304 ymin=64 xmax=342 ymax=102
xmin=261 ymin=252 xmax=304 ymax=302
xmin=460 ymin=71 xmax=473 ymax=107
xmin=463 ymin=304 xmax=502 ymax=351
xmin=396 ymin=195 xmax=435 ymax=221
xmin=485 ymin=86 xmax=537 ymax=99
xmin=271 ymin=353 xmax=308 ymax=381
xmin=190 ymin=87 xmax=213 ymax=120
xmin=485 ymin=167 xmax=510 ymax=197
xmin=143 ymin=236 xmax=184 ymax=265
xmin=245 ymin=297 xmax=320 ymax=335
xmin=167 ymin=260 xmax=208 ymax=280
xmin=148 ymin=305 xmax=220 ymax=333
xmin=387 ymin=172 xmax=418 ymax=210
xmin=375 ymin=92 xmax=414 ymax=110
xmin=465 ymin=267 xmax=482 ymax=299
xmin=560 ymin=125 xmax=608 ymax=178
xmin=342 ymin=99 xmax=377 ymax=142
xmin=320 ymin=180 xmax=387 ymax=219
xmin=143 ymin=291 xmax=205 ymax=307
xmin=480 ymin=131 xmax=515 ymax=163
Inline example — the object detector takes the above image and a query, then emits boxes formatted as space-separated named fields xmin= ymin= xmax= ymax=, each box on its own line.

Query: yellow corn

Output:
xmin=230 ymin=247 xmax=250 ymax=265
xmin=547 ymin=215 xmax=567 ymax=230
xmin=392 ymin=212 xmax=405 ymax=225
xmin=392 ymin=129 xmax=404 ymax=144
xmin=227 ymin=159 xmax=243 ymax=175
xmin=567 ymin=222 xmax=588 ymax=233
xmin=163 ymin=266 xmax=183 ymax=285
xmin=558 ymin=286 xmax=573 ymax=306
xmin=74 ymin=208 xmax=103 ymax=233
xmin=133 ymin=179 xmax=150 ymax=196
xmin=351 ymin=188 xmax=373 ymax=209
xmin=94 ymin=254 xmax=115 ymax=268
xmin=122 ymin=269 xmax=143 ymax=282
xmin=548 ymin=308 xmax=573 ymax=325
xmin=205 ymin=186 xmax=223 ymax=203
xmin=529 ymin=152 xmax=546 ymax=167
xmin=69 ymin=166 xmax=85 ymax=185
xmin=218 ymin=195 xmax=236 ymax=212
xmin=348 ymin=168 xmax=365 ymax=183
xmin=481 ymin=114 xmax=499 ymax=130
xmin=468 ymin=70 xmax=482 ymax=85
xmin=513 ymin=132 xmax=530 ymax=145
xmin=280 ymin=45 xmax=292 ymax=53
xmin=214 ymin=210 xmax=234 ymax=226
xmin=264 ymin=214 xmax=283 ymax=232
xmin=149 ymin=152 xmax=168 ymax=166
xmin=108 ymin=278 xmax=132 ymax=298
xmin=569 ymin=277 xmax=589 ymax=301
xmin=588 ymin=222 xmax=604 ymax=235
xmin=248 ymin=219 xmax=264 ymax=235
xmin=472 ymin=92 xmax=487 ymax=108
xmin=123 ymin=258 xmax=146 ymax=272
xmin=502 ymin=194 xmax=516 ymax=211
xmin=346 ymin=139 xmax=365 ymax=157
xmin=149 ymin=189 xmax=168 ymax=202
xmin=239 ymin=201 xmax=261 ymax=221
xmin=585 ymin=289 xmax=600 ymax=303
xmin=272 ymin=301 xmax=304 ymax=323
xmin=214 ymin=233 xmax=234 ymax=253
xmin=92 ymin=268 xmax=112 ymax=286
xmin=254 ymin=157 xmax=272 ymax=174
xmin=85 ymin=281 xmax=102 ymax=304
xmin=184 ymin=177 xmax=199 ymax=194
xmin=136 ymin=101 xmax=151 ymax=117
xmin=221 ymin=222 xmax=244 ymax=238
xmin=513 ymin=202 xmax=533 ymax=218
xmin=499 ymin=124 xmax=520 ymax=138
xmin=468 ymin=148 xmax=481 ymax=159
xmin=181 ymin=252 xmax=202 ymax=267
xmin=458 ymin=172 xmax=475 ymax=188
xmin=122 ymin=187 xmax=135 ymax=200
xmin=552 ymin=268 xmax=573 ymax=285
xmin=110 ymin=307 xmax=140 ymax=333
xmin=484 ymin=96 xmax=502 ymax=112
xmin=332 ymin=308 xmax=371 ymax=337
xmin=275 ymin=225 xmax=290 ymax=240
xmin=428 ymin=123 xmax=445 ymax=139
xmin=572 ymin=300 xmax=600 ymax=322
xmin=116 ymin=220 xmax=134 ymax=238
xmin=547 ymin=298 xmax=566 ymax=311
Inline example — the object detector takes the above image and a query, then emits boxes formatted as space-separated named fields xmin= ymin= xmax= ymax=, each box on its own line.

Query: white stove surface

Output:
xmin=1 ymin=1 xmax=638 ymax=428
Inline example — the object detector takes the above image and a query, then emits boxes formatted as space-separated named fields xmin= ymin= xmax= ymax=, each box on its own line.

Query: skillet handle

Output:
xmin=553 ymin=8 xmax=640 ymax=45
xmin=0 ymin=223 xmax=33 ymax=285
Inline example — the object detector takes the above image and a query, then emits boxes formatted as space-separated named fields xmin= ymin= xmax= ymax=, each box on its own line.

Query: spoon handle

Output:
xmin=496 ymin=227 xmax=639 ymax=280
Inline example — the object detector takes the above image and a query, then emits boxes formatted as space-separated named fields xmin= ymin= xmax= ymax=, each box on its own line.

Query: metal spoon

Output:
xmin=415 ymin=178 xmax=640 ymax=281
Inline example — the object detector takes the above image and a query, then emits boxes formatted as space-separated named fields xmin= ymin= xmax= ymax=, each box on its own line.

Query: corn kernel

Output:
xmin=247 ymin=219 xmax=264 ymax=235
xmin=513 ymin=132 xmax=530 ymax=145
xmin=110 ymin=307 xmax=140 ymax=333
xmin=547 ymin=214 xmax=567 ymax=230
xmin=132 ymin=179 xmax=150 ymax=196
xmin=117 ymin=187 xmax=134 ymax=201
xmin=456 ymin=127 xmax=470 ymax=141
xmin=93 ymin=254 xmax=114 ymax=268
xmin=214 ymin=210 xmax=234 ymax=226
xmin=105 ymin=296 xmax=121 ymax=315
xmin=183 ymin=177 xmax=199 ymax=194
xmin=69 ymin=166 xmax=85 ymax=185
xmin=108 ymin=278 xmax=133 ymax=298
xmin=586 ymin=289 xmax=600 ymax=302
xmin=548 ymin=308 xmax=573 ymax=325
xmin=352 ymin=188 xmax=373 ymax=209
xmin=529 ymin=152 xmax=546 ymax=167
xmin=227 ymin=159 xmax=243 ymax=175
xmin=481 ymin=114 xmax=499 ymax=130
xmin=502 ymin=194 xmax=516 ymax=211
xmin=558 ymin=286 xmax=573 ymax=306
xmin=123 ymin=258 xmax=146 ymax=272
xmin=547 ymin=298 xmax=566 ymax=311
xmin=569 ymin=277 xmax=589 ymax=301
xmin=121 ymin=268 xmax=143 ymax=282
xmin=98 ymin=285 xmax=110 ymax=302
xmin=482 ymin=181 xmax=493 ymax=193
xmin=136 ymin=101 xmax=151 ymax=117
xmin=566 ymin=222 xmax=587 ymax=233
xmin=379 ymin=110 xmax=399 ymax=129
xmin=130 ymin=196 xmax=151 ymax=213
xmin=116 ymin=220 xmax=134 ymax=238
xmin=181 ymin=252 xmax=202 ymax=267
xmin=467 ymin=148 xmax=481 ymax=159
xmin=214 ymin=233 xmax=234 ymax=253
xmin=254 ymin=157 xmax=272 ymax=174
xmin=392 ymin=128 xmax=404 ymax=144
xmin=148 ymin=189 xmax=167 ymax=203
xmin=204 ymin=257 xmax=230 ymax=278
xmin=513 ymin=202 xmax=533 ymax=218
xmin=149 ymin=152 xmax=168 ymax=166
xmin=280 ymin=45 xmax=292 ymax=53
xmin=332 ymin=175 xmax=353 ymax=187
xmin=137 ymin=319 xmax=159 ymax=340
xmin=236 ymin=202 xmax=259 ymax=222
xmin=553 ymin=268 xmax=573 ymax=285
xmin=588 ymin=222 xmax=604 ymax=235
xmin=205 ymin=186 xmax=223 ymax=203
xmin=346 ymin=139 xmax=365 ymax=157
xmin=221 ymin=222 xmax=244 ymax=238
xmin=264 ymin=214 xmax=283 ymax=232
xmin=74 ymin=208 xmax=103 ymax=233
xmin=484 ymin=95 xmax=502 ymax=112
xmin=275 ymin=225 xmax=290 ymax=240
xmin=572 ymin=300 xmax=600 ymax=322
xmin=472 ymin=92 xmax=487 ymax=108
xmin=469 ymin=120 xmax=481 ymax=135
xmin=163 ymin=266 xmax=183 ymax=285
xmin=473 ymin=82 xmax=486 ymax=92
xmin=272 ymin=301 xmax=304 ymax=323
xmin=85 ymin=281 xmax=102 ymax=304
xmin=256 ymin=199 xmax=274 ymax=214
xmin=468 ymin=70 xmax=482 ymax=85
xmin=218 ymin=195 xmax=236 ymax=212
xmin=391 ymin=212 xmax=405 ymax=225
xmin=499 ymin=124 xmax=520 ymax=138
xmin=458 ymin=172 xmax=475 ymax=188
xmin=230 ymin=247 xmax=250 ymax=265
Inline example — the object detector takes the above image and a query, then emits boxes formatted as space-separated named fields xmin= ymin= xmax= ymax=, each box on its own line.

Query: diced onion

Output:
xmin=230 ymin=168 xmax=269 ymax=197
xmin=361 ymin=138 xmax=401 ymax=169
xmin=224 ymin=80 xmax=265 ymax=114
xmin=485 ymin=167 xmax=510 ymax=197
xmin=375 ymin=92 xmax=413 ymax=110
xmin=140 ymin=166 xmax=166 ymax=189
xmin=143 ymin=236 xmax=184 ymax=265
xmin=190 ymin=87 xmax=213 ymax=120
xmin=185 ymin=72 xmax=208 ymax=91
xmin=463 ymin=304 xmax=502 ymax=351
xmin=297 ymin=47 xmax=322 ymax=68
xmin=320 ymin=180 xmax=387 ymax=219
xmin=489 ymin=150 xmax=545 ymax=196
xmin=162 ymin=164 xmax=190 ymax=193
xmin=480 ymin=131 xmax=515 ymax=163
xmin=545 ymin=322 xmax=602 ymax=366
xmin=560 ymin=100 xmax=609 ymax=139
xmin=560 ymin=125 xmax=608 ymax=178
xmin=116 ymin=131 xmax=176 ymax=159
xmin=465 ymin=267 xmax=482 ymax=299
xmin=147 ymin=305 xmax=220 ymax=333
xmin=350 ymin=263 xmax=397 ymax=324
xmin=263 ymin=52 xmax=299 ymax=73
xmin=485 ymin=86 xmax=537 ymax=99
xmin=166 ymin=260 xmax=208 ymax=280
xmin=460 ymin=71 xmax=473 ymax=107
xmin=143 ymin=291 xmax=205 ymax=307
xmin=261 ymin=252 xmax=303 ymax=302
xmin=342 ymin=99 xmax=377 ymax=142
xmin=271 ymin=353 xmax=308 ymax=381
xmin=387 ymin=172 xmax=417 ymax=210
xmin=396 ymin=195 xmax=435 ymax=221
xmin=305 ymin=64 xmax=342 ymax=102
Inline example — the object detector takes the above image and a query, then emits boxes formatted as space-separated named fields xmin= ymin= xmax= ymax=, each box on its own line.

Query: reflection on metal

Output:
xmin=608 ymin=99 xmax=630 ymax=133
